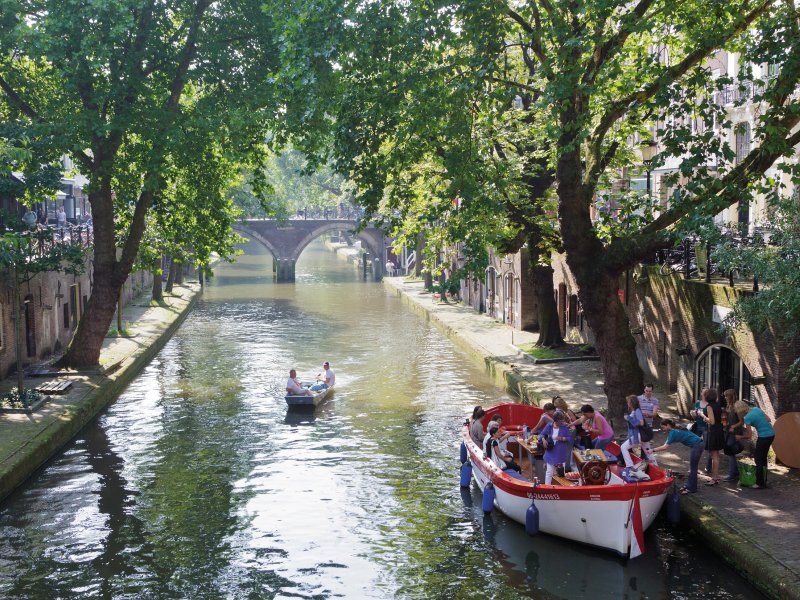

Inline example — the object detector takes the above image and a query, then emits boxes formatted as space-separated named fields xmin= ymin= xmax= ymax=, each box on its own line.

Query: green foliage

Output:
xmin=0 ymin=387 xmax=43 ymax=409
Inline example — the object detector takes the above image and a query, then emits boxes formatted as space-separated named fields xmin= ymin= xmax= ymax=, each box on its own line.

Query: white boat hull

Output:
xmin=464 ymin=403 xmax=673 ymax=557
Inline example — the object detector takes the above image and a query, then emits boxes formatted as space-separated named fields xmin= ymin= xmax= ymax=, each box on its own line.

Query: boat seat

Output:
xmin=552 ymin=475 xmax=578 ymax=487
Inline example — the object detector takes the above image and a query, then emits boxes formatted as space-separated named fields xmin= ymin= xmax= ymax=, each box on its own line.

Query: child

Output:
xmin=541 ymin=410 xmax=571 ymax=484
xmin=621 ymin=395 xmax=657 ymax=467
xmin=652 ymin=418 xmax=704 ymax=494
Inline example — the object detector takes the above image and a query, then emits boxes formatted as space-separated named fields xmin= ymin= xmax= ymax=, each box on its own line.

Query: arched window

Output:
xmin=696 ymin=344 xmax=753 ymax=402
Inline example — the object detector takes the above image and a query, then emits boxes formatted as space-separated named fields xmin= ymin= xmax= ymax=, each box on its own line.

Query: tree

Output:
xmin=310 ymin=0 xmax=800 ymax=420
xmin=0 ymin=0 xmax=288 ymax=366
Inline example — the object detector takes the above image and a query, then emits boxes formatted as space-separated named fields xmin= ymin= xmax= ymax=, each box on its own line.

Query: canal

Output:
xmin=0 ymin=240 xmax=762 ymax=599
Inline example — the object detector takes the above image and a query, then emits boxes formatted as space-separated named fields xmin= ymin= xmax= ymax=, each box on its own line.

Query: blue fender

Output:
xmin=666 ymin=491 xmax=681 ymax=525
xmin=460 ymin=462 xmax=473 ymax=488
xmin=525 ymin=499 xmax=540 ymax=536
xmin=460 ymin=441 xmax=468 ymax=464
xmin=482 ymin=482 xmax=495 ymax=513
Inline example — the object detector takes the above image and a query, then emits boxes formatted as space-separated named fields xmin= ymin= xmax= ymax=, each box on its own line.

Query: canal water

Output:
xmin=0 ymin=240 xmax=761 ymax=599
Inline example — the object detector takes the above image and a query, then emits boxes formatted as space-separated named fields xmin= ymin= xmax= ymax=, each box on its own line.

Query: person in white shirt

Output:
xmin=286 ymin=369 xmax=313 ymax=396
xmin=310 ymin=361 xmax=335 ymax=391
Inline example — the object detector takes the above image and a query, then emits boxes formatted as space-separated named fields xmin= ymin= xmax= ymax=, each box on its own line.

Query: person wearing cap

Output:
xmin=310 ymin=361 xmax=335 ymax=391
xmin=541 ymin=410 xmax=572 ymax=484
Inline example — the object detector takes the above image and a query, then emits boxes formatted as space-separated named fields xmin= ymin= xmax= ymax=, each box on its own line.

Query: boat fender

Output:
xmin=666 ymin=490 xmax=681 ymax=525
xmin=460 ymin=462 xmax=473 ymax=488
xmin=460 ymin=441 xmax=468 ymax=464
xmin=525 ymin=499 xmax=540 ymax=536
xmin=482 ymin=482 xmax=495 ymax=514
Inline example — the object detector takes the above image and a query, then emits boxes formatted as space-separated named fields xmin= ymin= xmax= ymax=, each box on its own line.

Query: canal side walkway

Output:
xmin=0 ymin=283 xmax=201 ymax=504
xmin=385 ymin=276 xmax=800 ymax=600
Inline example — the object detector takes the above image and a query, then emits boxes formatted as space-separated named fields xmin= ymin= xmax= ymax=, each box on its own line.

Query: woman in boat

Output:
xmin=620 ymin=395 xmax=645 ymax=467
xmin=553 ymin=397 xmax=580 ymax=470
xmin=571 ymin=404 xmax=615 ymax=451
xmin=701 ymin=388 xmax=725 ymax=486
xmin=531 ymin=402 xmax=556 ymax=434
xmin=469 ymin=406 xmax=485 ymax=447
xmin=486 ymin=425 xmax=521 ymax=473
xmin=541 ymin=410 xmax=571 ymax=484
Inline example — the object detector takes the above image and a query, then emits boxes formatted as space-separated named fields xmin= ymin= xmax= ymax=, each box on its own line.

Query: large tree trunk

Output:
xmin=152 ymin=257 xmax=164 ymax=301
xmin=164 ymin=256 xmax=176 ymax=293
xmin=532 ymin=262 xmax=563 ymax=348
xmin=175 ymin=261 xmax=184 ymax=284
xmin=574 ymin=269 xmax=642 ymax=425
xmin=555 ymin=97 xmax=643 ymax=426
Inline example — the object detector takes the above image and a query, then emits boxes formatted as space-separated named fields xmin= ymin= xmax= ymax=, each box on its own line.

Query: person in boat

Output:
xmin=286 ymin=369 xmax=314 ymax=396
xmin=541 ymin=410 xmax=571 ymax=484
xmin=652 ymin=418 xmax=704 ymax=495
xmin=310 ymin=361 xmax=335 ymax=391
xmin=484 ymin=414 xmax=512 ymax=453
xmin=738 ymin=401 xmax=775 ymax=490
xmin=486 ymin=424 xmax=521 ymax=473
xmin=552 ymin=396 xmax=580 ymax=470
xmin=570 ymin=404 xmax=615 ymax=451
xmin=621 ymin=395 xmax=657 ymax=467
xmin=531 ymin=402 xmax=556 ymax=434
xmin=637 ymin=384 xmax=659 ymax=466
xmin=469 ymin=406 xmax=485 ymax=447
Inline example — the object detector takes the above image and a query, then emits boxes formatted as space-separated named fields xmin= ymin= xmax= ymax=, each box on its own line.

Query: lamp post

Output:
xmin=640 ymin=140 xmax=658 ymax=206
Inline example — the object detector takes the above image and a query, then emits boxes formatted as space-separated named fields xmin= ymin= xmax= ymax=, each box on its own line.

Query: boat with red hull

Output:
xmin=463 ymin=403 xmax=674 ymax=557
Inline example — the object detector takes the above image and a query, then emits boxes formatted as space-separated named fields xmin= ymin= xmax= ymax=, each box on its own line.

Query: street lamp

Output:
xmin=640 ymin=140 xmax=658 ymax=206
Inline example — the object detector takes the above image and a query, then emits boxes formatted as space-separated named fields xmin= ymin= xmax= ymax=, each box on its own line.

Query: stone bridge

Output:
xmin=233 ymin=219 xmax=387 ymax=282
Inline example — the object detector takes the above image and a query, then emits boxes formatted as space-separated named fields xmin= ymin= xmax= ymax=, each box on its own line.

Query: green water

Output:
xmin=0 ymin=240 xmax=762 ymax=599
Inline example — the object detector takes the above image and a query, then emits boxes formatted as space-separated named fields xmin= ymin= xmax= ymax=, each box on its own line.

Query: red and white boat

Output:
xmin=463 ymin=403 xmax=674 ymax=557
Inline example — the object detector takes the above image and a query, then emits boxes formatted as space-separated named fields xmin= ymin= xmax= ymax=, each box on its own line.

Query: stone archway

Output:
xmin=232 ymin=220 xmax=386 ymax=282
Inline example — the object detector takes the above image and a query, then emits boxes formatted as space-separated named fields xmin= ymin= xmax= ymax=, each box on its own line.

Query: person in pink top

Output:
xmin=571 ymin=404 xmax=614 ymax=451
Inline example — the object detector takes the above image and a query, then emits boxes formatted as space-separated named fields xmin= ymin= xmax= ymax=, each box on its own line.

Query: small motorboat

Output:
xmin=462 ymin=403 xmax=674 ymax=557
xmin=285 ymin=385 xmax=335 ymax=408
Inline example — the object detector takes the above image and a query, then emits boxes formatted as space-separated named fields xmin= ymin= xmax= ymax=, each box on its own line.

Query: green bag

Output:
xmin=738 ymin=463 xmax=756 ymax=487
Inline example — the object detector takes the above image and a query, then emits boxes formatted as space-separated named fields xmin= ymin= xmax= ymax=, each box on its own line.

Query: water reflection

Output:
xmin=0 ymin=240 xmax=764 ymax=599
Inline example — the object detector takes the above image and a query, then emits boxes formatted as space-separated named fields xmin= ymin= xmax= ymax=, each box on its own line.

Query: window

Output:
xmin=69 ymin=284 xmax=81 ymax=329
xmin=63 ymin=303 xmax=70 ymax=329
xmin=695 ymin=344 xmax=754 ymax=403
xmin=735 ymin=122 xmax=751 ymax=164
xmin=568 ymin=295 xmax=579 ymax=327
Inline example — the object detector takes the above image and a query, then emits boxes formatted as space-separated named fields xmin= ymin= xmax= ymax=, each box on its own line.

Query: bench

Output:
xmin=34 ymin=380 xmax=73 ymax=395
xmin=552 ymin=475 xmax=578 ymax=487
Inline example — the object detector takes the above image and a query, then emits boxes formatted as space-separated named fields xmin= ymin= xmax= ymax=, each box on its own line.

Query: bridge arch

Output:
xmin=232 ymin=220 xmax=386 ymax=282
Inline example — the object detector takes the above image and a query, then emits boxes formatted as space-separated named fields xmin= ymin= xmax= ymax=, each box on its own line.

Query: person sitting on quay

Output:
xmin=469 ymin=406 xmax=485 ymax=447
xmin=570 ymin=404 xmax=615 ymax=451
xmin=286 ymin=369 xmax=313 ymax=396
xmin=739 ymin=401 xmax=775 ymax=490
xmin=541 ymin=410 xmax=572 ymax=484
xmin=310 ymin=361 xmax=335 ymax=391
xmin=486 ymin=424 xmax=521 ymax=473
xmin=651 ymin=418 xmax=704 ymax=495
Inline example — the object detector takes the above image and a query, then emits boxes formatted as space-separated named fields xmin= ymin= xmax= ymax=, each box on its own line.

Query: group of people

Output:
xmin=622 ymin=385 xmax=775 ymax=493
xmin=469 ymin=397 xmax=614 ymax=485
xmin=470 ymin=382 xmax=776 ymax=492
xmin=22 ymin=206 xmax=68 ymax=230
xmin=285 ymin=362 xmax=335 ymax=396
